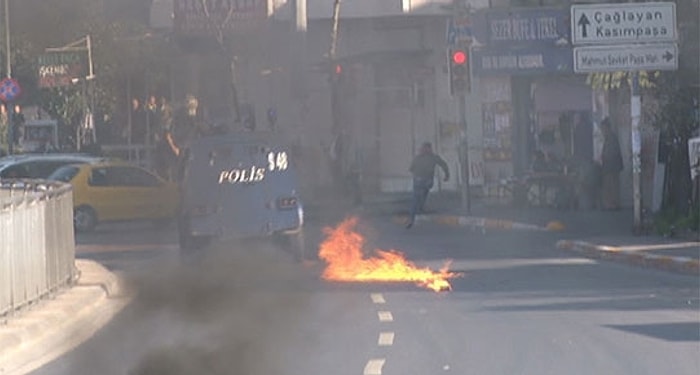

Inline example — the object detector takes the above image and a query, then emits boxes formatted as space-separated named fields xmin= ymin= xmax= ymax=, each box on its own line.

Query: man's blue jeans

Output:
xmin=408 ymin=177 xmax=433 ymax=226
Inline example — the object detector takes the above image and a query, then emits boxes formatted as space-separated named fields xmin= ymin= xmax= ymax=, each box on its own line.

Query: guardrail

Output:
xmin=0 ymin=180 xmax=76 ymax=318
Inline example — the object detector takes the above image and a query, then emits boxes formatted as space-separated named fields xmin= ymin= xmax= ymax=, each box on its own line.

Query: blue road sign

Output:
xmin=446 ymin=15 xmax=473 ymax=47
xmin=0 ymin=77 xmax=22 ymax=102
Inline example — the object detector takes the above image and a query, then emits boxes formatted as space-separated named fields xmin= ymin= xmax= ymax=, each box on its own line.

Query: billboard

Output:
xmin=473 ymin=7 xmax=570 ymax=46
xmin=472 ymin=46 xmax=573 ymax=76
xmin=173 ymin=0 xmax=268 ymax=35
xmin=37 ymin=52 xmax=86 ymax=88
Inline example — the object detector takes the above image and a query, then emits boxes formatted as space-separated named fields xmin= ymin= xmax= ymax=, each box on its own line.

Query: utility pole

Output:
xmin=458 ymin=93 xmax=470 ymax=213
xmin=292 ymin=0 xmax=308 ymax=120
xmin=3 ymin=0 xmax=12 ymax=155
xmin=3 ymin=0 xmax=9 ymax=79
xmin=328 ymin=0 xmax=343 ymax=188
xmin=329 ymin=0 xmax=342 ymax=134
xmin=447 ymin=0 xmax=472 ymax=213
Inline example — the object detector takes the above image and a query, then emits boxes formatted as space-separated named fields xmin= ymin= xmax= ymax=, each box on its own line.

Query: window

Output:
xmin=89 ymin=168 xmax=109 ymax=186
xmin=49 ymin=166 xmax=80 ymax=183
xmin=108 ymin=166 xmax=161 ymax=187
xmin=26 ymin=161 xmax=75 ymax=178
xmin=0 ymin=164 xmax=30 ymax=178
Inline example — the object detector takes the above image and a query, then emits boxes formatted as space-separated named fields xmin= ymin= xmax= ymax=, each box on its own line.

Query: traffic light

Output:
xmin=330 ymin=63 xmax=343 ymax=84
xmin=448 ymin=48 xmax=470 ymax=96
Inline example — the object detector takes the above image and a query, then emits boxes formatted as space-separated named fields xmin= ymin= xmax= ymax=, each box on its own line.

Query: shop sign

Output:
xmin=173 ymin=0 xmax=268 ymax=35
xmin=37 ymin=52 xmax=86 ymax=88
xmin=472 ymin=46 xmax=573 ymax=76
xmin=473 ymin=7 xmax=570 ymax=47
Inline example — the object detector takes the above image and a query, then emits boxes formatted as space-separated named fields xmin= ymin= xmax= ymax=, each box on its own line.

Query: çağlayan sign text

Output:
xmin=571 ymin=2 xmax=677 ymax=45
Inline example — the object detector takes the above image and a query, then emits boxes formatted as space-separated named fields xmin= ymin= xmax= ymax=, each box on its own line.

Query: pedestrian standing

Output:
xmin=167 ymin=95 xmax=208 ymax=181
xmin=154 ymin=97 xmax=175 ymax=180
xmin=406 ymin=142 xmax=449 ymax=228
xmin=600 ymin=118 xmax=623 ymax=210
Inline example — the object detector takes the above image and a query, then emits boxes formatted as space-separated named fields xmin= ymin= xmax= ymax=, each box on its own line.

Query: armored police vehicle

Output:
xmin=177 ymin=130 xmax=305 ymax=259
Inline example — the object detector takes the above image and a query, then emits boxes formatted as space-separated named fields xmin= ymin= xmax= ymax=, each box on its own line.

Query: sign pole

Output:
xmin=631 ymin=72 xmax=642 ymax=233
xmin=4 ymin=0 xmax=10 ymax=155
xmin=459 ymin=93 xmax=471 ymax=213
xmin=4 ymin=0 xmax=10 ymax=79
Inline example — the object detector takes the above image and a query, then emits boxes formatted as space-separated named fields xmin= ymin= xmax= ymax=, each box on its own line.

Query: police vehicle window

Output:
xmin=89 ymin=168 xmax=109 ymax=186
xmin=49 ymin=166 xmax=80 ymax=183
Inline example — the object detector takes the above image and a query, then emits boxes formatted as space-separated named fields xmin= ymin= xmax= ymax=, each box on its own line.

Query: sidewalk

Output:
xmin=0 ymin=260 xmax=131 ymax=375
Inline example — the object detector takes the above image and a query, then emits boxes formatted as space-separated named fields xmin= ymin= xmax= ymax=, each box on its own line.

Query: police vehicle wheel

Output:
xmin=74 ymin=206 xmax=97 ymax=233
xmin=178 ymin=216 xmax=208 ymax=252
xmin=288 ymin=231 xmax=307 ymax=262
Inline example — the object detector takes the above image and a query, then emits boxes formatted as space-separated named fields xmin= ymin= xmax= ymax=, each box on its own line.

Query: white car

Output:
xmin=0 ymin=153 xmax=108 ymax=179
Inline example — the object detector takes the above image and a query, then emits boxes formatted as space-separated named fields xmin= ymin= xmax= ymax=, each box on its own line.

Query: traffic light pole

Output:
xmin=459 ymin=93 xmax=470 ymax=213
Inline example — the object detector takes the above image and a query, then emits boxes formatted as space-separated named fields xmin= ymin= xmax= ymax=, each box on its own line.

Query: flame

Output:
xmin=319 ymin=217 xmax=462 ymax=292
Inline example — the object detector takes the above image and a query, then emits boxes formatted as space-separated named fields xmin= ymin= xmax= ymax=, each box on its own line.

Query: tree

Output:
xmin=647 ymin=72 xmax=699 ymax=216
xmin=6 ymin=0 xmax=173 ymax=145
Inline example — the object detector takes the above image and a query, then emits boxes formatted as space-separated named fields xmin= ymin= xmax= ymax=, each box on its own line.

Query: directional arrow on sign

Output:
xmin=577 ymin=13 xmax=590 ymax=38
xmin=663 ymin=50 xmax=674 ymax=62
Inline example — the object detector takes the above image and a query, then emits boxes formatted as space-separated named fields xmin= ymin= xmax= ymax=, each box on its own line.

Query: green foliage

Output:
xmin=647 ymin=73 xmax=699 ymax=138
xmin=586 ymin=71 xmax=659 ymax=91
xmin=653 ymin=205 xmax=700 ymax=237
xmin=5 ymin=0 xmax=173 ymax=130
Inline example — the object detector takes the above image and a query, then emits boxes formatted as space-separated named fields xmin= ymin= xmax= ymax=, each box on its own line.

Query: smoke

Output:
xmin=126 ymin=239 xmax=313 ymax=375
xmin=58 ymin=237 xmax=314 ymax=375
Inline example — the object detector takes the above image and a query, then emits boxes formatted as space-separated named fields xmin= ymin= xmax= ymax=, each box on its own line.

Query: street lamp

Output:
xmin=4 ymin=0 xmax=10 ymax=79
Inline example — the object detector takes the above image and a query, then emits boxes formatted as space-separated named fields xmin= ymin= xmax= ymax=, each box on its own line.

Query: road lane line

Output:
xmin=378 ymin=332 xmax=395 ymax=346
xmin=370 ymin=293 xmax=386 ymax=304
xmin=377 ymin=311 xmax=393 ymax=322
xmin=364 ymin=359 xmax=386 ymax=375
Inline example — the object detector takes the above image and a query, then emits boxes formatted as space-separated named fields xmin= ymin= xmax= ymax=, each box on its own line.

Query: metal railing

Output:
xmin=0 ymin=180 xmax=76 ymax=317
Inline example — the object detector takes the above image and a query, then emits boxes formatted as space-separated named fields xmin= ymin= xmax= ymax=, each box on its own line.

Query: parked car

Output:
xmin=48 ymin=160 xmax=180 ymax=232
xmin=0 ymin=153 xmax=107 ymax=179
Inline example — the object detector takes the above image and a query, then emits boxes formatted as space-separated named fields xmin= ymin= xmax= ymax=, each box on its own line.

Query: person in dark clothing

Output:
xmin=154 ymin=97 xmax=175 ymax=180
xmin=600 ymin=117 xmax=624 ymax=210
xmin=166 ymin=95 xmax=209 ymax=181
xmin=406 ymin=142 xmax=449 ymax=228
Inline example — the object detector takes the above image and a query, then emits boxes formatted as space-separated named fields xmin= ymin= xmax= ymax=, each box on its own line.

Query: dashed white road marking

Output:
xmin=377 ymin=311 xmax=393 ymax=322
xmin=364 ymin=359 xmax=386 ymax=375
xmin=378 ymin=332 xmax=395 ymax=346
xmin=370 ymin=293 xmax=386 ymax=304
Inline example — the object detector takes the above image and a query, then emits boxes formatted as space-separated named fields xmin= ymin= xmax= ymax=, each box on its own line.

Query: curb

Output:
xmin=394 ymin=214 xmax=565 ymax=232
xmin=556 ymin=240 xmax=700 ymax=276
xmin=0 ymin=260 xmax=132 ymax=375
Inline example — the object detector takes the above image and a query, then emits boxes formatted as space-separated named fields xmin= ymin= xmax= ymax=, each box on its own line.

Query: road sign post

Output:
xmin=570 ymin=1 xmax=678 ymax=234
xmin=446 ymin=0 xmax=473 ymax=213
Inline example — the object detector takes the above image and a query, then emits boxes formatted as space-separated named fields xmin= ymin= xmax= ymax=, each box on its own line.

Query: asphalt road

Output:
xmin=30 ymin=216 xmax=700 ymax=375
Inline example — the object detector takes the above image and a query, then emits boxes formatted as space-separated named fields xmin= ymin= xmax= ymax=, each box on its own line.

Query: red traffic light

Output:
xmin=452 ymin=50 xmax=467 ymax=65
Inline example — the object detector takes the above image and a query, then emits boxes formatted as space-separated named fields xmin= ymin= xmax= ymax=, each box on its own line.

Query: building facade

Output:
xmin=152 ymin=0 xmax=698 ymax=209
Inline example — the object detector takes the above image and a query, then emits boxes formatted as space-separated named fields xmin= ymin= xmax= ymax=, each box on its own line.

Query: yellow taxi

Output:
xmin=48 ymin=160 xmax=179 ymax=232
